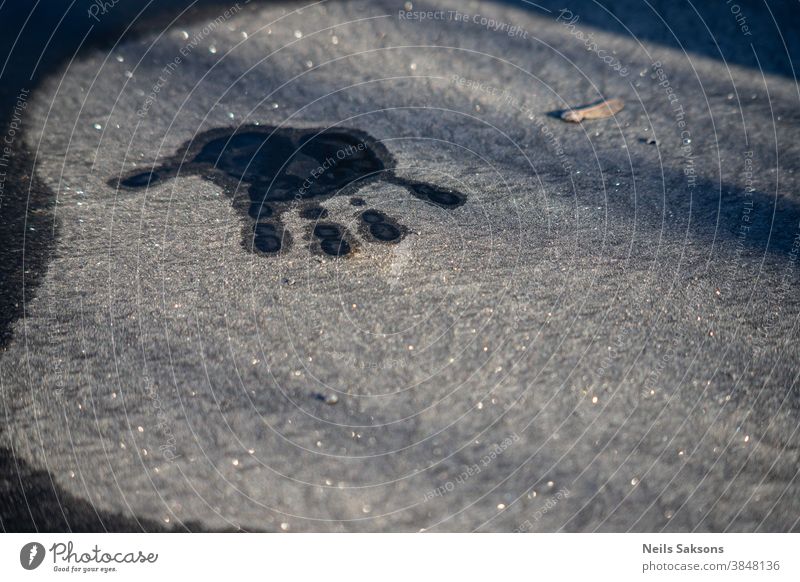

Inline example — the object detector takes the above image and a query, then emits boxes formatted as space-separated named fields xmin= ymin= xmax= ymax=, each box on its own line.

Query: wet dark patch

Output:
xmin=405 ymin=183 xmax=466 ymax=208
xmin=320 ymin=237 xmax=352 ymax=257
xmin=370 ymin=222 xmax=402 ymax=242
xmin=251 ymin=222 xmax=286 ymax=254
xmin=120 ymin=171 xmax=159 ymax=189
xmin=313 ymin=223 xmax=343 ymax=239
xmin=112 ymin=125 xmax=467 ymax=258
xmin=248 ymin=201 xmax=273 ymax=220
xmin=359 ymin=208 xmax=406 ymax=243
xmin=312 ymin=222 xmax=355 ymax=257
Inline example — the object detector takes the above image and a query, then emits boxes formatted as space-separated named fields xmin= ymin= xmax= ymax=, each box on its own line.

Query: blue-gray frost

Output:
xmin=1 ymin=0 xmax=798 ymax=531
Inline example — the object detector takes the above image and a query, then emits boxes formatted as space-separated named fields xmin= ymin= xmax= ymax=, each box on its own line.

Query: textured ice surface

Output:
xmin=2 ymin=0 xmax=799 ymax=531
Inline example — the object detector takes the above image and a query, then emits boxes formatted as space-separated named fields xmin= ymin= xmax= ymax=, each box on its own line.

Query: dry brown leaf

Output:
xmin=560 ymin=98 xmax=624 ymax=122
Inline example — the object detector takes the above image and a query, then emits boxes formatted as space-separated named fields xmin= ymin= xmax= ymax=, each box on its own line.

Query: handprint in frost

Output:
xmin=113 ymin=125 xmax=467 ymax=257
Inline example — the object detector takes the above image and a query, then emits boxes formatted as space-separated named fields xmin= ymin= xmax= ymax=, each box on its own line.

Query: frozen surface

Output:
xmin=1 ymin=0 xmax=799 ymax=531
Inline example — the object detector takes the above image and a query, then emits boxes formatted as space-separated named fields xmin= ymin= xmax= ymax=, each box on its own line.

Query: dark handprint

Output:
xmin=113 ymin=125 xmax=467 ymax=257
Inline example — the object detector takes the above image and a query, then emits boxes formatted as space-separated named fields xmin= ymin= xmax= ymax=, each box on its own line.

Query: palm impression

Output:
xmin=114 ymin=125 xmax=468 ymax=257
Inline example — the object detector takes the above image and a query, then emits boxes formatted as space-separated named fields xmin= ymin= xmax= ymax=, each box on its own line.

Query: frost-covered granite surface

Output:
xmin=1 ymin=0 xmax=799 ymax=531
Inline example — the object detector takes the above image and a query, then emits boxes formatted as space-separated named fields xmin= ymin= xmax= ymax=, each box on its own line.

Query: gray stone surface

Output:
xmin=1 ymin=0 xmax=799 ymax=531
